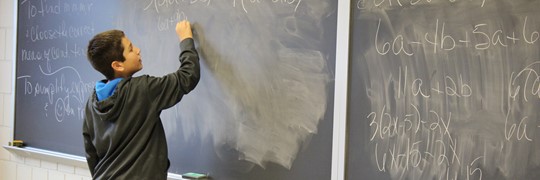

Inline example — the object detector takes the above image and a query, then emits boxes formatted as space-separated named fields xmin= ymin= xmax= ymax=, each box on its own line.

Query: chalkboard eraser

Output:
xmin=8 ymin=140 xmax=24 ymax=147
xmin=182 ymin=172 xmax=209 ymax=179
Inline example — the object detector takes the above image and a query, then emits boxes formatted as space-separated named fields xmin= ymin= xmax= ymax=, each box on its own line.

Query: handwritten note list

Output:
xmin=17 ymin=0 xmax=96 ymax=125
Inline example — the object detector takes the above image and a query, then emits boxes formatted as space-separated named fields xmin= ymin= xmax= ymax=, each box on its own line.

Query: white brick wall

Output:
xmin=0 ymin=28 xmax=6 ymax=60
xmin=0 ymin=1 xmax=92 ymax=180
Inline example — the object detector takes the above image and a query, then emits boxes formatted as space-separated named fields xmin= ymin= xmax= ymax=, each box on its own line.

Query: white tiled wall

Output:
xmin=0 ymin=1 xmax=92 ymax=179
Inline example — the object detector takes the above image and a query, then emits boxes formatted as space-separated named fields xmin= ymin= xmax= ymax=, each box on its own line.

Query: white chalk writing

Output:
xmin=357 ymin=0 xmax=487 ymax=9
xmin=25 ymin=22 xmax=95 ymax=42
xmin=21 ymin=0 xmax=94 ymax=19
xmin=17 ymin=65 xmax=93 ymax=122
xmin=373 ymin=17 xmax=540 ymax=56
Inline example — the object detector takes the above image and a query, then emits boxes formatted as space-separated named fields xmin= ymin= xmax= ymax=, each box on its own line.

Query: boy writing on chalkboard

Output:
xmin=82 ymin=20 xmax=200 ymax=179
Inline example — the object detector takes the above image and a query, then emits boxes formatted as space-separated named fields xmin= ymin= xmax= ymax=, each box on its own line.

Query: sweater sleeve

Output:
xmin=146 ymin=38 xmax=201 ymax=110
xmin=82 ymin=117 xmax=98 ymax=176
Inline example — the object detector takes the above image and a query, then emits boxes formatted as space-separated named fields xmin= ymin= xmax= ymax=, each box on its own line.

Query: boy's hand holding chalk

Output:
xmin=176 ymin=20 xmax=193 ymax=41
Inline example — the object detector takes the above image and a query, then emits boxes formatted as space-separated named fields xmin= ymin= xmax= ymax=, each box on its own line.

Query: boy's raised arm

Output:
xmin=145 ymin=20 xmax=200 ymax=110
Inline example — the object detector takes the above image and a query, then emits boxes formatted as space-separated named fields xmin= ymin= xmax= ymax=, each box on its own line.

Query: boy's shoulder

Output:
xmin=118 ymin=74 xmax=171 ymax=93
xmin=117 ymin=75 xmax=153 ymax=89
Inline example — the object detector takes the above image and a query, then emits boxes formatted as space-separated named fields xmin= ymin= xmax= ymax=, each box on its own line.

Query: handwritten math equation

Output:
xmin=362 ymin=61 xmax=540 ymax=179
xmin=373 ymin=17 xmax=540 ymax=56
xmin=143 ymin=0 xmax=303 ymax=14
xmin=143 ymin=0 xmax=304 ymax=31
xmin=357 ymin=0 xmax=488 ymax=9
xmin=358 ymin=1 xmax=540 ymax=179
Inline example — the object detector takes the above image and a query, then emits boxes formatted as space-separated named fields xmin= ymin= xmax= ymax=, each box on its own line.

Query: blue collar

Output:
xmin=95 ymin=78 xmax=123 ymax=101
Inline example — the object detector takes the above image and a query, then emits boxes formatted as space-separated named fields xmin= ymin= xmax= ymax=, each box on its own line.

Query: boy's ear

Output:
xmin=111 ymin=61 xmax=125 ymax=72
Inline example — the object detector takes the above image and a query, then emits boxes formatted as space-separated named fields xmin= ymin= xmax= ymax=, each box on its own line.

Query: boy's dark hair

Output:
xmin=87 ymin=30 xmax=126 ymax=80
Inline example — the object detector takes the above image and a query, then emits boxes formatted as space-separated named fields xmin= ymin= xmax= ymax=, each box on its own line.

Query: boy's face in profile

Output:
xmin=117 ymin=36 xmax=142 ymax=77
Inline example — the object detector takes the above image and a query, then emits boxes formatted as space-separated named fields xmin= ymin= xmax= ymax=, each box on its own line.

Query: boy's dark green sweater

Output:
xmin=83 ymin=38 xmax=200 ymax=180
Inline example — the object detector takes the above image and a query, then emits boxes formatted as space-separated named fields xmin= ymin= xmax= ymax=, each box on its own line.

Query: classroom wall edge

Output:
xmin=10 ymin=0 xmax=18 ymax=141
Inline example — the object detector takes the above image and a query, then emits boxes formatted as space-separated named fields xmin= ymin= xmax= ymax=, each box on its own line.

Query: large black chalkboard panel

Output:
xmin=15 ymin=0 xmax=337 ymax=179
xmin=348 ymin=0 xmax=540 ymax=179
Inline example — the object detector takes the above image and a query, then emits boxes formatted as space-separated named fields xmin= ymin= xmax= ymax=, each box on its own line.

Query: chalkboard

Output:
xmin=348 ymin=0 xmax=540 ymax=179
xmin=15 ymin=0 xmax=337 ymax=179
